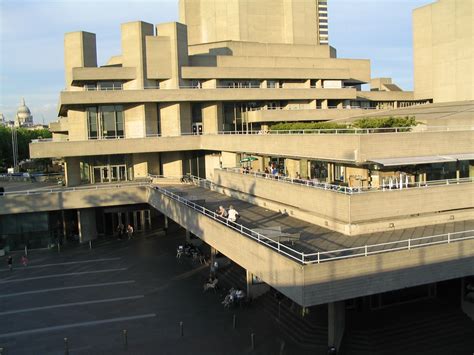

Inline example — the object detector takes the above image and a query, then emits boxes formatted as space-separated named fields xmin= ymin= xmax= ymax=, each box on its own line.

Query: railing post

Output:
xmin=301 ymin=252 xmax=305 ymax=263
xmin=447 ymin=233 xmax=451 ymax=243
xmin=317 ymin=252 xmax=320 ymax=264
xmin=408 ymin=239 xmax=411 ymax=250
xmin=364 ymin=245 xmax=368 ymax=256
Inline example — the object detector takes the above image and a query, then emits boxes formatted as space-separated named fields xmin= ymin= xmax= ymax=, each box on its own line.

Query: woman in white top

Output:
xmin=227 ymin=205 xmax=239 ymax=222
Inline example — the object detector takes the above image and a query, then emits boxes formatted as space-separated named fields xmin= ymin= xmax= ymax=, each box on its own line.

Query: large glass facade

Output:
xmin=87 ymin=105 xmax=124 ymax=139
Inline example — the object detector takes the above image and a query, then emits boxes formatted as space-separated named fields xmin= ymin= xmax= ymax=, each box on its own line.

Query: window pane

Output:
xmin=100 ymin=106 xmax=116 ymax=137
xmin=116 ymin=107 xmax=124 ymax=137
xmin=87 ymin=107 xmax=98 ymax=139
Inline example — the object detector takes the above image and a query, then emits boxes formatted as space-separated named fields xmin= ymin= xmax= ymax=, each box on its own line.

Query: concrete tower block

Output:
xmin=64 ymin=31 xmax=97 ymax=90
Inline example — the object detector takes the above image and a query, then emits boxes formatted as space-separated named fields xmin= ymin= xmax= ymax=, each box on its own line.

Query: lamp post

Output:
xmin=11 ymin=126 xmax=19 ymax=172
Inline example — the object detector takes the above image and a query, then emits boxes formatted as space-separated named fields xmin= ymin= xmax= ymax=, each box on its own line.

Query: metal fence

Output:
xmin=220 ymin=168 xmax=474 ymax=195
xmin=30 ymin=125 xmax=474 ymax=143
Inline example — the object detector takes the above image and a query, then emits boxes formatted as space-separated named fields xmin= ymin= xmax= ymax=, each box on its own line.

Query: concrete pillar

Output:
xmin=77 ymin=208 xmax=97 ymax=243
xmin=64 ymin=31 xmax=97 ymax=91
xmin=185 ymin=230 xmax=191 ymax=243
xmin=202 ymin=102 xmax=224 ymax=134
xmin=156 ymin=22 xmax=189 ymax=89
xmin=160 ymin=102 xmax=192 ymax=136
xmin=202 ymin=79 xmax=217 ymax=89
xmin=327 ymin=163 xmax=334 ymax=183
xmin=328 ymin=301 xmax=345 ymax=350
xmin=205 ymin=154 xmax=221 ymax=180
xmin=164 ymin=215 xmax=169 ymax=231
xmin=221 ymin=151 xmax=239 ymax=168
xmin=285 ymin=158 xmax=300 ymax=178
xmin=64 ymin=157 xmax=81 ymax=187
xmin=121 ymin=21 xmax=154 ymax=90
xmin=161 ymin=151 xmax=183 ymax=177
xmin=315 ymin=79 xmax=323 ymax=88
xmin=321 ymin=99 xmax=329 ymax=109
xmin=337 ymin=101 xmax=343 ymax=109
xmin=246 ymin=270 xmax=270 ymax=299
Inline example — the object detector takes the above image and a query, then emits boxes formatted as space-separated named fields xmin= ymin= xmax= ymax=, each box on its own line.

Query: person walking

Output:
xmin=7 ymin=255 xmax=13 ymax=271
xmin=117 ymin=222 xmax=124 ymax=240
xmin=227 ymin=205 xmax=240 ymax=223
xmin=127 ymin=224 xmax=134 ymax=240
xmin=21 ymin=255 xmax=29 ymax=267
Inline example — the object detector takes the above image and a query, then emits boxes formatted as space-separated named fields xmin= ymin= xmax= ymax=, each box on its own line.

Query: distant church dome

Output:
xmin=15 ymin=98 xmax=33 ymax=127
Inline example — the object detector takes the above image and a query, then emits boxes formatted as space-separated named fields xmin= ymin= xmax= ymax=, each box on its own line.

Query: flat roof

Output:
xmin=371 ymin=153 xmax=474 ymax=167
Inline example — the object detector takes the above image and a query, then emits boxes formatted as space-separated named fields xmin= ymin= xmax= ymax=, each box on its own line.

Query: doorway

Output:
xmin=92 ymin=165 xmax=127 ymax=183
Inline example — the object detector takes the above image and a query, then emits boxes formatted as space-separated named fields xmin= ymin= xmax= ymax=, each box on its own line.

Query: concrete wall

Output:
xmin=413 ymin=0 xmax=474 ymax=102
xmin=0 ymin=186 xmax=148 ymax=215
xmin=78 ymin=208 xmax=97 ymax=243
xmin=212 ymin=169 xmax=474 ymax=234
xmin=180 ymin=0 xmax=320 ymax=46
xmin=64 ymin=31 xmax=97 ymax=90
xmin=64 ymin=157 xmax=82 ymax=187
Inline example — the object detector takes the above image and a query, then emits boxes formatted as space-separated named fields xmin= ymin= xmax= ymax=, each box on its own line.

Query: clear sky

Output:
xmin=0 ymin=0 xmax=432 ymax=124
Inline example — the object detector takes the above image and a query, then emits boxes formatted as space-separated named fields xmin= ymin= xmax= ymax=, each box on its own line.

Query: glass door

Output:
xmin=111 ymin=166 xmax=119 ymax=182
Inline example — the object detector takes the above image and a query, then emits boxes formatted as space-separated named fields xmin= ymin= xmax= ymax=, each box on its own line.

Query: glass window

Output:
xmin=115 ymin=106 xmax=124 ymax=137
xmin=87 ymin=107 xmax=98 ymax=139
xmin=101 ymin=106 xmax=116 ymax=138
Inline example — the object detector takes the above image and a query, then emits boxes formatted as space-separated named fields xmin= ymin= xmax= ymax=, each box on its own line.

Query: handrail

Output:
xmin=220 ymin=168 xmax=474 ymax=195
xmin=0 ymin=181 xmax=150 ymax=196
xmin=1 ymin=176 xmax=472 ymax=265
xmin=151 ymin=175 xmax=474 ymax=265
xmin=30 ymin=125 xmax=474 ymax=143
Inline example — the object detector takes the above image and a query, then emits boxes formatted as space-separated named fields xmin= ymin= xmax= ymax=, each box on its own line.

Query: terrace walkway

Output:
xmin=160 ymin=183 xmax=474 ymax=260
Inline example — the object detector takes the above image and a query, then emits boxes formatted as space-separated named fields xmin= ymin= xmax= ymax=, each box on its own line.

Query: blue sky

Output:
xmin=0 ymin=0 xmax=432 ymax=124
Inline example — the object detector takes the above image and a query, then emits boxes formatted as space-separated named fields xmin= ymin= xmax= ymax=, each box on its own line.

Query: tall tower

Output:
xmin=180 ymin=0 xmax=329 ymax=46
xmin=317 ymin=0 xmax=329 ymax=44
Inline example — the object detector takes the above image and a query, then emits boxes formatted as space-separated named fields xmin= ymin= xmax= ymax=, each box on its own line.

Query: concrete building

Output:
xmin=180 ymin=0 xmax=329 ymax=46
xmin=1 ymin=0 xmax=473 ymax=352
xmin=413 ymin=0 xmax=474 ymax=103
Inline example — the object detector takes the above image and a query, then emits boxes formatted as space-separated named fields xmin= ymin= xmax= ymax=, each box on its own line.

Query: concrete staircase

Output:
xmin=340 ymin=300 xmax=474 ymax=355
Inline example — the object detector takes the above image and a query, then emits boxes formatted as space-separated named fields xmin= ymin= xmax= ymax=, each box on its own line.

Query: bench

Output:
xmin=251 ymin=226 xmax=301 ymax=245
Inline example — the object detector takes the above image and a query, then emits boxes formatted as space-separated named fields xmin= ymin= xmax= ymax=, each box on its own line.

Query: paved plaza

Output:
xmin=0 ymin=228 xmax=309 ymax=355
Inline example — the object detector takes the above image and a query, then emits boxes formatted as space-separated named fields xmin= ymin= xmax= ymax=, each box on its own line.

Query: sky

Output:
xmin=0 ymin=0 xmax=432 ymax=124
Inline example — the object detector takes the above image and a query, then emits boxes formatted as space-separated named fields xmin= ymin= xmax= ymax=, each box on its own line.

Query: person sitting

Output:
xmin=203 ymin=277 xmax=219 ymax=292
xmin=216 ymin=205 xmax=228 ymax=219
xmin=227 ymin=205 xmax=240 ymax=223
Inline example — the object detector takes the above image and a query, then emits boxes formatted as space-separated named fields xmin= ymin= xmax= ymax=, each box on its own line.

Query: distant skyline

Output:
xmin=0 ymin=0 xmax=432 ymax=124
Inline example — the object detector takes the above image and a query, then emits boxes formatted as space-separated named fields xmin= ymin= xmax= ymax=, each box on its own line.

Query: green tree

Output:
xmin=0 ymin=126 xmax=52 ymax=171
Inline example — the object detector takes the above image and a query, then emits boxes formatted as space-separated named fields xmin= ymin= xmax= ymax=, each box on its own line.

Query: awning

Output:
xmin=370 ymin=153 xmax=474 ymax=167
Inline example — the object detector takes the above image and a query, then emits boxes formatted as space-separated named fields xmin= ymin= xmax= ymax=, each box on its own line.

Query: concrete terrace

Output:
xmin=163 ymin=184 xmax=474 ymax=256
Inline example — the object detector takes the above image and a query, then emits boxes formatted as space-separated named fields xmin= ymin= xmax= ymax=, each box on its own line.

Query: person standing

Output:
xmin=117 ymin=222 xmax=124 ymax=240
xmin=227 ymin=205 xmax=240 ymax=223
xmin=127 ymin=224 xmax=134 ymax=240
xmin=21 ymin=255 xmax=29 ymax=267
xmin=7 ymin=255 xmax=13 ymax=271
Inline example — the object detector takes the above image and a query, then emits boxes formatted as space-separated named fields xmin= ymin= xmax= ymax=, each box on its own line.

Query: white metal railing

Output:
xmin=150 ymin=177 xmax=474 ymax=265
xmin=30 ymin=125 xmax=474 ymax=143
xmin=0 ymin=181 xmax=150 ymax=196
xmin=220 ymin=168 xmax=474 ymax=195
xmin=2 ymin=176 xmax=472 ymax=265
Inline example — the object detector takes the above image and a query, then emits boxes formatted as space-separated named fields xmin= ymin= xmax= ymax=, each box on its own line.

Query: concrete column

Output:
xmin=327 ymin=163 xmax=334 ymax=183
xmin=202 ymin=79 xmax=217 ymax=89
xmin=160 ymin=102 xmax=192 ymax=136
xmin=185 ymin=230 xmax=191 ymax=243
xmin=202 ymin=102 xmax=224 ymax=134
xmin=285 ymin=158 xmax=300 ymax=178
xmin=321 ymin=99 xmax=329 ymax=109
xmin=316 ymin=79 xmax=323 ymax=88
xmin=221 ymin=151 xmax=239 ymax=168
xmin=64 ymin=31 xmax=97 ymax=91
xmin=337 ymin=101 xmax=343 ymax=109
xmin=161 ymin=151 xmax=183 ymax=177
xmin=121 ymin=21 xmax=154 ymax=90
xmin=246 ymin=270 xmax=270 ymax=299
xmin=64 ymin=157 xmax=81 ymax=187
xmin=328 ymin=301 xmax=345 ymax=350
xmin=77 ymin=208 xmax=97 ymax=243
